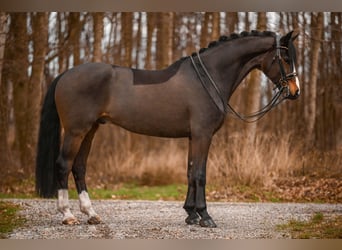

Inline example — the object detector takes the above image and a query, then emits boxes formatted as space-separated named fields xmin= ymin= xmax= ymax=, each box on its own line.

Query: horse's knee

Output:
xmin=56 ymin=155 xmax=71 ymax=174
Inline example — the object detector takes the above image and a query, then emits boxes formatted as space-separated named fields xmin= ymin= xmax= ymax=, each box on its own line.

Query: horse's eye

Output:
xmin=283 ymin=55 xmax=290 ymax=64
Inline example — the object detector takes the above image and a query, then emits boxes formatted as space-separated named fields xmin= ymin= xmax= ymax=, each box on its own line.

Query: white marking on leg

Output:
xmin=79 ymin=191 xmax=98 ymax=218
xmin=57 ymin=189 xmax=77 ymax=223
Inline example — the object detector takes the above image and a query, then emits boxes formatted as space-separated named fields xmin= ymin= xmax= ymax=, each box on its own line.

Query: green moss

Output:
xmin=277 ymin=212 xmax=342 ymax=239
xmin=0 ymin=201 xmax=26 ymax=238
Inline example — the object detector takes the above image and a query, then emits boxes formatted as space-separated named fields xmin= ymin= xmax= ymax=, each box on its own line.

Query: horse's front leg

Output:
xmin=183 ymin=135 xmax=217 ymax=228
xmin=183 ymin=138 xmax=200 ymax=225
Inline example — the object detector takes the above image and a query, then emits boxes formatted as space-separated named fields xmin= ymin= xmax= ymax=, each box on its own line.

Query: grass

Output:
xmin=277 ymin=212 xmax=342 ymax=239
xmin=109 ymin=183 xmax=187 ymax=200
xmin=0 ymin=192 xmax=36 ymax=199
xmin=0 ymin=201 xmax=26 ymax=238
xmin=67 ymin=183 xmax=188 ymax=201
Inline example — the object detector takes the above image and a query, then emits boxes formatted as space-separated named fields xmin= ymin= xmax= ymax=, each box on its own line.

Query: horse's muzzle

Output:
xmin=286 ymin=78 xmax=300 ymax=100
xmin=287 ymin=89 xmax=300 ymax=100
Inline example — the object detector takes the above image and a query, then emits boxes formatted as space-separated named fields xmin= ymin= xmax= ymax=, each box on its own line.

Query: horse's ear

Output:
xmin=291 ymin=32 xmax=299 ymax=41
xmin=280 ymin=31 xmax=294 ymax=45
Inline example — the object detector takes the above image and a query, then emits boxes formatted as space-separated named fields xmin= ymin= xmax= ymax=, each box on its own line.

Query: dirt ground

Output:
xmin=6 ymin=199 xmax=342 ymax=239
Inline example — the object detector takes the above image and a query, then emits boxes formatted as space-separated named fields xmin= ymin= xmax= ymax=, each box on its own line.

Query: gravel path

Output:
xmin=6 ymin=199 xmax=342 ymax=239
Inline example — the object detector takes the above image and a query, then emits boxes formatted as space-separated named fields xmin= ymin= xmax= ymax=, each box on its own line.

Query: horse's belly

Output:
xmin=112 ymin=108 xmax=190 ymax=138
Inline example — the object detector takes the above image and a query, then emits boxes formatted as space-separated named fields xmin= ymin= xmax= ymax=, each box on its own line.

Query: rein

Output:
xmin=190 ymin=36 xmax=293 ymax=123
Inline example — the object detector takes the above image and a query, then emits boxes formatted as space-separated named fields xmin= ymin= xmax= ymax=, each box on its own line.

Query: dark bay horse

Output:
xmin=36 ymin=30 xmax=300 ymax=227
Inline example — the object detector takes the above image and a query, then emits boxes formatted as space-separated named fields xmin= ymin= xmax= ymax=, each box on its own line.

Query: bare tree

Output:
xmin=68 ymin=12 xmax=82 ymax=66
xmin=211 ymin=12 xmax=220 ymax=40
xmin=157 ymin=12 xmax=174 ymax=68
xmin=225 ymin=12 xmax=238 ymax=33
xmin=0 ymin=13 xmax=9 ymax=164
xmin=121 ymin=12 xmax=133 ymax=67
xmin=25 ymin=12 xmax=49 ymax=173
xmin=145 ymin=12 xmax=155 ymax=69
xmin=134 ymin=12 xmax=142 ymax=68
xmin=0 ymin=13 xmax=6 ymax=85
xmin=57 ymin=13 xmax=68 ymax=73
xmin=10 ymin=13 xmax=30 ymax=171
xmin=92 ymin=12 xmax=104 ymax=62
xmin=306 ymin=12 xmax=324 ymax=145
xmin=244 ymin=12 xmax=267 ymax=138
xmin=200 ymin=12 xmax=210 ymax=48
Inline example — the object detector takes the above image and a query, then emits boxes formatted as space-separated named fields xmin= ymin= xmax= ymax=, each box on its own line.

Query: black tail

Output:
xmin=35 ymin=74 xmax=64 ymax=198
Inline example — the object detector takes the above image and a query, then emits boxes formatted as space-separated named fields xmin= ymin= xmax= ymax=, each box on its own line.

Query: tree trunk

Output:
xmin=25 ymin=12 xmax=48 ymax=173
xmin=185 ymin=13 xmax=196 ymax=56
xmin=10 ymin=13 xmax=30 ymax=171
xmin=315 ymin=12 xmax=340 ymax=150
xmin=134 ymin=12 xmax=142 ymax=68
xmin=306 ymin=12 xmax=324 ymax=146
xmin=244 ymin=12 xmax=250 ymax=31
xmin=159 ymin=12 xmax=174 ymax=68
xmin=0 ymin=13 xmax=6 ymax=84
xmin=211 ymin=12 xmax=220 ymax=40
xmin=121 ymin=12 xmax=133 ymax=67
xmin=289 ymin=12 xmax=304 ymax=131
xmin=0 ymin=12 xmax=10 ymax=164
xmin=68 ymin=12 xmax=82 ymax=66
xmin=145 ymin=12 xmax=155 ymax=69
xmin=155 ymin=12 xmax=176 ymax=68
xmin=200 ymin=12 xmax=210 ymax=48
xmin=172 ymin=13 xmax=181 ymax=62
xmin=155 ymin=13 xmax=163 ymax=69
xmin=244 ymin=12 xmax=267 ymax=138
xmin=226 ymin=12 xmax=238 ymax=33
xmin=92 ymin=12 xmax=104 ymax=62
xmin=57 ymin=12 xmax=67 ymax=73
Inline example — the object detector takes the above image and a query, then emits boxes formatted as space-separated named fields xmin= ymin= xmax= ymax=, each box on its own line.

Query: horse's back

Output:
xmin=55 ymin=63 xmax=114 ymax=131
xmin=56 ymin=63 xmax=113 ymax=93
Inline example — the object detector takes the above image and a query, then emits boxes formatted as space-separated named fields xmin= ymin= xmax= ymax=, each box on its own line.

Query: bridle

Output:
xmin=190 ymin=35 xmax=297 ymax=123
xmin=272 ymin=35 xmax=298 ymax=99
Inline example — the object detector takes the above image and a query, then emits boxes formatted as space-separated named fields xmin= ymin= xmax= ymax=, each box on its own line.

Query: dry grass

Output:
xmin=208 ymin=131 xmax=303 ymax=187
xmin=2 ymin=123 xmax=341 ymax=200
xmin=87 ymin=124 xmax=307 ymax=189
xmin=87 ymin=125 xmax=188 ymax=187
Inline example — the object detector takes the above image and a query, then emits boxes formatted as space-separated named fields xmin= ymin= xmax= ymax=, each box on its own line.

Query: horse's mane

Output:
xmin=200 ymin=30 xmax=276 ymax=53
xmin=176 ymin=30 xmax=276 ymax=64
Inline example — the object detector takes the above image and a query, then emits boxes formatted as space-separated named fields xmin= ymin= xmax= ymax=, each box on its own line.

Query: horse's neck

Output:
xmin=202 ymin=36 xmax=275 ymax=98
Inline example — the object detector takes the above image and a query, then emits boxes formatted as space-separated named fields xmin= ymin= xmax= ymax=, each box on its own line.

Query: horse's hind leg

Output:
xmin=56 ymin=131 xmax=86 ymax=225
xmin=72 ymin=123 xmax=101 ymax=224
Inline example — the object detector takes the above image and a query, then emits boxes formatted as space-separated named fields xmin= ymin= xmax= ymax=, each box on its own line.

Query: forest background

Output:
xmin=0 ymin=12 xmax=341 ymax=202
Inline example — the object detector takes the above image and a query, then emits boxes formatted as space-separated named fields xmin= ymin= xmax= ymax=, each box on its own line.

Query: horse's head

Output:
xmin=261 ymin=31 xmax=300 ymax=100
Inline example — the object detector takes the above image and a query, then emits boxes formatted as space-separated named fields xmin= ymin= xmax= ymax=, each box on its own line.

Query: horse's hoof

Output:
xmin=88 ymin=215 xmax=101 ymax=225
xmin=185 ymin=213 xmax=200 ymax=225
xmin=62 ymin=217 xmax=80 ymax=225
xmin=199 ymin=217 xmax=217 ymax=228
